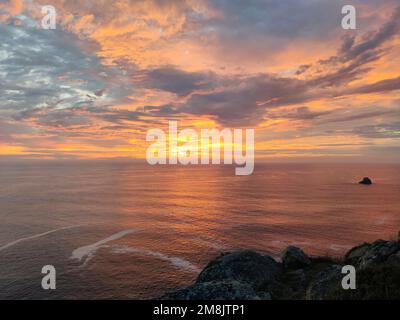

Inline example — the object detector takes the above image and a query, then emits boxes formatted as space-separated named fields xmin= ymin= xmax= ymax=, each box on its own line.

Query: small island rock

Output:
xmin=359 ymin=177 xmax=372 ymax=185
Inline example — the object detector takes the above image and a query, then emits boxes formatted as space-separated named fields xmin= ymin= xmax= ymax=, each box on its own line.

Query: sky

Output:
xmin=0 ymin=0 xmax=399 ymax=162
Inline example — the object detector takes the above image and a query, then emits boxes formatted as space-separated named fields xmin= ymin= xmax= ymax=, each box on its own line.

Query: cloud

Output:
xmin=320 ymin=108 xmax=397 ymax=124
xmin=141 ymin=67 xmax=222 ymax=96
xmin=208 ymin=0 xmax=342 ymax=39
xmin=0 ymin=18 xmax=134 ymax=113
xmin=266 ymin=107 xmax=332 ymax=121
xmin=1 ymin=1 xmax=399 ymax=160
xmin=353 ymin=122 xmax=400 ymax=139
xmin=176 ymin=74 xmax=309 ymax=126
xmin=176 ymin=5 xmax=400 ymax=125
xmin=14 ymin=107 xmax=93 ymax=129
xmin=303 ymin=6 xmax=400 ymax=87
xmin=339 ymin=6 xmax=400 ymax=62
xmin=345 ymin=77 xmax=400 ymax=95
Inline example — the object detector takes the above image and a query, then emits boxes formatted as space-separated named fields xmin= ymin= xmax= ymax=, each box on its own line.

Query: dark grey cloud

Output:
xmin=295 ymin=65 xmax=311 ymax=75
xmin=181 ymin=0 xmax=346 ymax=64
xmin=2 ymin=1 xmax=399 ymax=142
xmin=345 ymin=77 xmax=400 ymax=95
xmin=175 ymin=76 xmax=397 ymax=127
xmin=143 ymin=105 xmax=182 ymax=117
xmin=14 ymin=107 xmax=93 ymax=129
xmin=177 ymin=74 xmax=310 ymax=126
xmin=14 ymin=105 xmax=144 ymax=130
xmin=13 ymin=102 xmax=184 ymax=132
xmin=306 ymin=6 xmax=400 ymax=88
xmin=184 ymin=0 xmax=399 ymax=66
xmin=141 ymin=68 xmax=222 ymax=96
xmin=173 ymin=5 xmax=400 ymax=125
xmin=338 ymin=6 xmax=400 ymax=62
xmin=311 ymin=51 xmax=379 ymax=88
xmin=208 ymin=0 xmax=342 ymax=40
xmin=134 ymin=72 xmax=311 ymax=126
xmin=141 ymin=70 xmax=399 ymax=127
xmin=320 ymin=108 xmax=397 ymax=124
xmin=267 ymin=107 xmax=332 ymax=121
xmin=353 ymin=122 xmax=400 ymax=139
xmin=0 ymin=117 xmax=36 ymax=143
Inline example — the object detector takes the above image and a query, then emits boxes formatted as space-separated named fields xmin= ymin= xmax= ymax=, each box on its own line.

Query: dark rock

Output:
xmin=359 ymin=177 xmax=372 ymax=185
xmin=344 ymin=242 xmax=370 ymax=265
xmin=345 ymin=240 xmax=399 ymax=269
xmin=197 ymin=250 xmax=282 ymax=290
xmin=357 ymin=240 xmax=400 ymax=269
xmin=306 ymin=265 xmax=342 ymax=300
xmin=160 ymin=280 xmax=267 ymax=300
xmin=272 ymin=269 xmax=309 ymax=298
xmin=159 ymin=234 xmax=400 ymax=300
xmin=287 ymin=269 xmax=308 ymax=289
xmin=387 ymin=251 xmax=400 ymax=265
xmin=282 ymin=246 xmax=311 ymax=269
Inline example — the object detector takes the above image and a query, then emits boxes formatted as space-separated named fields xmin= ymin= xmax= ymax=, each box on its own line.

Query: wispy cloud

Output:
xmin=0 ymin=0 xmax=399 ymax=161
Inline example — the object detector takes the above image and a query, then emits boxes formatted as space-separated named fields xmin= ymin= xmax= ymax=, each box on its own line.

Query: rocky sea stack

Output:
xmin=359 ymin=177 xmax=372 ymax=185
xmin=160 ymin=236 xmax=400 ymax=300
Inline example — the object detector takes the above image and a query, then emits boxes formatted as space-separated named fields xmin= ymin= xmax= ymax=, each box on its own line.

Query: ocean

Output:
xmin=0 ymin=161 xmax=399 ymax=299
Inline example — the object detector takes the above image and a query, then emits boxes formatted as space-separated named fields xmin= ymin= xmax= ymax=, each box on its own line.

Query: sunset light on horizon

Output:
xmin=0 ymin=0 xmax=399 ymax=162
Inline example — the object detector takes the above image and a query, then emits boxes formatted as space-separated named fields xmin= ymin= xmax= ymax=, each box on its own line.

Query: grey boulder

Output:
xmin=359 ymin=177 xmax=372 ymax=185
xmin=160 ymin=280 xmax=268 ymax=300
xmin=197 ymin=250 xmax=282 ymax=290
xmin=282 ymin=246 xmax=311 ymax=269
xmin=357 ymin=240 xmax=400 ymax=269
xmin=306 ymin=265 xmax=342 ymax=300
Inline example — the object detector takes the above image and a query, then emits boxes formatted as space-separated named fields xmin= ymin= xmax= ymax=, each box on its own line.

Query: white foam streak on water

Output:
xmin=0 ymin=225 xmax=82 ymax=252
xmin=71 ymin=229 xmax=139 ymax=265
xmin=111 ymin=245 xmax=201 ymax=274
xmin=192 ymin=236 xmax=228 ymax=251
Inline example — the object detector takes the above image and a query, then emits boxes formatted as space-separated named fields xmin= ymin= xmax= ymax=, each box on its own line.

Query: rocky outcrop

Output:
xmin=387 ymin=251 xmax=400 ymax=265
xmin=161 ymin=250 xmax=280 ymax=300
xmin=359 ymin=177 xmax=372 ymax=185
xmin=346 ymin=240 xmax=400 ymax=269
xmin=306 ymin=265 xmax=342 ymax=300
xmin=160 ymin=236 xmax=400 ymax=300
xmin=344 ymin=242 xmax=370 ymax=265
xmin=282 ymin=246 xmax=311 ymax=269
xmin=160 ymin=280 xmax=266 ymax=300
xmin=197 ymin=250 xmax=282 ymax=290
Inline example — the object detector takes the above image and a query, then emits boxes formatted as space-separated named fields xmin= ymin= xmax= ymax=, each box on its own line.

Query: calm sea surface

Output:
xmin=0 ymin=161 xmax=399 ymax=299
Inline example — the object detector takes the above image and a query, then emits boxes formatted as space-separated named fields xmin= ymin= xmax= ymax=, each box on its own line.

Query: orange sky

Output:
xmin=0 ymin=0 xmax=399 ymax=161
